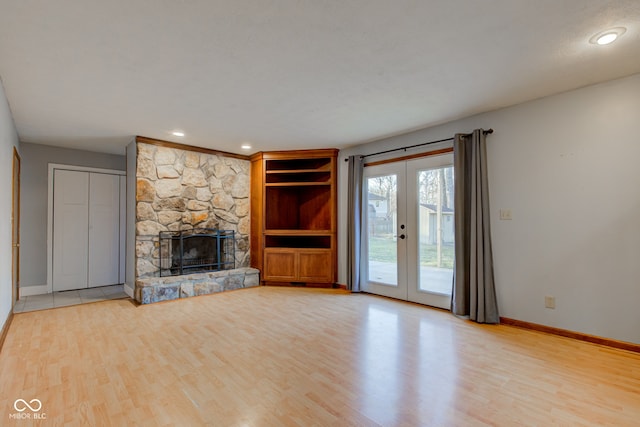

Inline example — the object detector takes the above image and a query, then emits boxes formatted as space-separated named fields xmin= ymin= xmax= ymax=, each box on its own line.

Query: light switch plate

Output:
xmin=499 ymin=209 xmax=512 ymax=220
xmin=545 ymin=296 xmax=556 ymax=309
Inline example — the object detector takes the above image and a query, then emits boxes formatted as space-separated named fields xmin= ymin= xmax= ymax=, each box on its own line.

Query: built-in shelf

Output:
xmin=265 ymin=158 xmax=331 ymax=171
xmin=266 ymin=169 xmax=329 ymax=174
xmin=251 ymin=149 xmax=338 ymax=286
xmin=264 ymin=186 xmax=331 ymax=230
xmin=265 ymin=182 xmax=331 ymax=187
xmin=264 ymin=230 xmax=333 ymax=235
xmin=265 ymin=236 xmax=331 ymax=249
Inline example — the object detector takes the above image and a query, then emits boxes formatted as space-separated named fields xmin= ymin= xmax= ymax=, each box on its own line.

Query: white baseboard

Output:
xmin=20 ymin=285 xmax=50 ymax=297
xmin=124 ymin=283 xmax=134 ymax=298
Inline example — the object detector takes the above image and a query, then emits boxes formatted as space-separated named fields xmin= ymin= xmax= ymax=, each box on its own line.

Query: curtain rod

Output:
xmin=345 ymin=128 xmax=493 ymax=162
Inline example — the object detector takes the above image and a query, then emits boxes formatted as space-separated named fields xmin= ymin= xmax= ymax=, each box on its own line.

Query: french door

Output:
xmin=362 ymin=153 xmax=454 ymax=309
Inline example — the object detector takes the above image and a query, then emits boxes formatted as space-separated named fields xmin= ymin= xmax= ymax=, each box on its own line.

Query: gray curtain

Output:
xmin=452 ymin=129 xmax=499 ymax=323
xmin=346 ymin=155 xmax=364 ymax=292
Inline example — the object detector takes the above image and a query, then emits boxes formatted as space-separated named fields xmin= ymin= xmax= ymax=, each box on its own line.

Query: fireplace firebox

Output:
xmin=159 ymin=228 xmax=235 ymax=277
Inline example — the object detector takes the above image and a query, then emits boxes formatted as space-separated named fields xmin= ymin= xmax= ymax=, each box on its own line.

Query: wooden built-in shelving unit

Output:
xmin=250 ymin=149 xmax=337 ymax=286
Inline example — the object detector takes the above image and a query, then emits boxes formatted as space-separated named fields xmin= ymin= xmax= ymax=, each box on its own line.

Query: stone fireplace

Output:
xmin=133 ymin=140 xmax=258 ymax=303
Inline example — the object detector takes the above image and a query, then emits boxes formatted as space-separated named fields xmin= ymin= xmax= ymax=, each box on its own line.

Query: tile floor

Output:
xmin=14 ymin=284 xmax=129 ymax=313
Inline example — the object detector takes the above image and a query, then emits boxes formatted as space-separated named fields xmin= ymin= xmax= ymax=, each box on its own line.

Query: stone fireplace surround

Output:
xmin=134 ymin=139 xmax=258 ymax=303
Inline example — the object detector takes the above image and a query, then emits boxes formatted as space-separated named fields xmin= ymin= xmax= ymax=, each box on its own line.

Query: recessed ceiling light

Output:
xmin=172 ymin=131 xmax=185 ymax=137
xmin=241 ymin=143 xmax=252 ymax=150
xmin=596 ymin=33 xmax=618 ymax=45
xmin=589 ymin=27 xmax=626 ymax=45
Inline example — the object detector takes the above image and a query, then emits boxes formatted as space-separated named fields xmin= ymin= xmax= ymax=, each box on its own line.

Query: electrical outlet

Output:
xmin=499 ymin=209 xmax=512 ymax=220
xmin=544 ymin=296 xmax=556 ymax=309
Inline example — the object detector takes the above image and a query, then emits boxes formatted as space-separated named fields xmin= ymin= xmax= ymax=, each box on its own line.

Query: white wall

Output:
xmin=19 ymin=142 xmax=125 ymax=289
xmin=338 ymin=72 xmax=640 ymax=344
xmin=0 ymin=80 xmax=20 ymax=331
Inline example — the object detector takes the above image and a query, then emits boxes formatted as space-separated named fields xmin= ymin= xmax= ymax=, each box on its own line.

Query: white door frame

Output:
xmin=47 ymin=164 xmax=125 ymax=294
xmin=12 ymin=148 xmax=21 ymax=305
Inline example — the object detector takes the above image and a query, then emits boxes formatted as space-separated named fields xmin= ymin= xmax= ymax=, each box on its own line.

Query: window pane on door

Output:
xmin=367 ymin=174 xmax=398 ymax=286
xmin=417 ymin=167 xmax=454 ymax=295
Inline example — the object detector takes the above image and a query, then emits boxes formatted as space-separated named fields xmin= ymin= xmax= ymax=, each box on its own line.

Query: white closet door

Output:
xmin=88 ymin=173 xmax=121 ymax=287
xmin=53 ymin=170 xmax=89 ymax=291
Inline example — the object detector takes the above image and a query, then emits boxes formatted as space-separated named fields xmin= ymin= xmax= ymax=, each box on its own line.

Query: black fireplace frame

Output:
xmin=158 ymin=228 xmax=235 ymax=277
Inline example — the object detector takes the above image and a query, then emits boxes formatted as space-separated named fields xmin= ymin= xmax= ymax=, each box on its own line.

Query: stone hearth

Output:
xmin=136 ymin=267 xmax=259 ymax=304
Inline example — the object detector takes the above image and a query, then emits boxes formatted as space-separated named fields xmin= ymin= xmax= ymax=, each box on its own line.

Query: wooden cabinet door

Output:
xmin=263 ymin=250 xmax=297 ymax=281
xmin=263 ymin=248 xmax=333 ymax=283
xmin=297 ymin=250 xmax=333 ymax=283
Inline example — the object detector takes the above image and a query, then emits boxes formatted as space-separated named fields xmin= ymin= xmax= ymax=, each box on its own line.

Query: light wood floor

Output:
xmin=1 ymin=287 xmax=639 ymax=426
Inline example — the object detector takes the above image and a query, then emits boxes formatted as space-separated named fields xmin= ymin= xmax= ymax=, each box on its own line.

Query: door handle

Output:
xmin=399 ymin=234 xmax=405 ymax=240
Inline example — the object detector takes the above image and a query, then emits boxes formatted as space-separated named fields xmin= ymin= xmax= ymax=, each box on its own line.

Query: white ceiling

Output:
xmin=0 ymin=1 xmax=639 ymax=155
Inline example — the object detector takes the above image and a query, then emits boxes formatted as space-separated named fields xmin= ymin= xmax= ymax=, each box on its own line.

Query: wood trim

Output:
xmin=0 ymin=311 xmax=14 ymax=354
xmin=249 ymin=155 xmax=264 ymax=272
xmin=136 ymin=136 xmax=250 ymax=160
xmin=364 ymin=147 xmax=453 ymax=167
xmin=500 ymin=317 xmax=640 ymax=354
xmin=334 ymin=283 xmax=347 ymax=290
xmin=11 ymin=147 xmax=20 ymax=304
xmin=259 ymin=148 xmax=339 ymax=160
xmin=261 ymin=281 xmax=337 ymax=289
